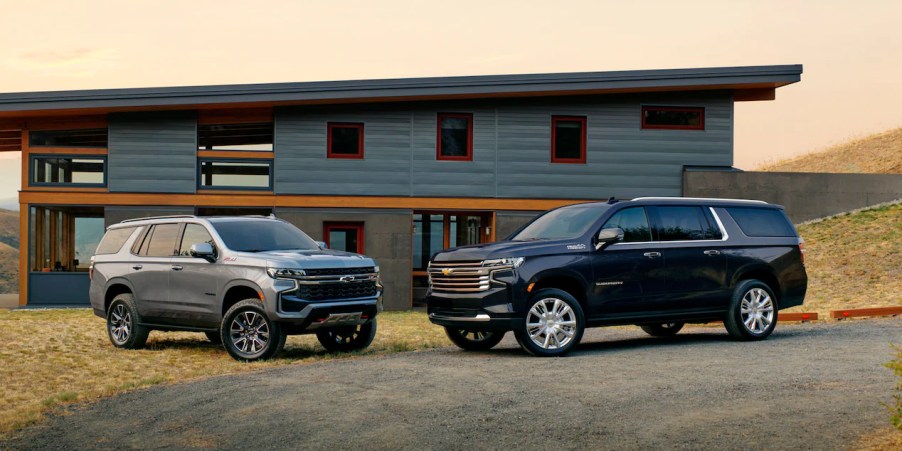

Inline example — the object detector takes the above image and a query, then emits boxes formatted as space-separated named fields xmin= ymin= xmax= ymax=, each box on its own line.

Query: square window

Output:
xmin=198 ymin=159 xmax=272 ymax=190
xmin=437 ymin=113 xmax=473 ymax=161
xmin=551 ymin=116 xmax=586 ymax=163
xmin=641 ymin=106 xmax=705 ymax=130
xmin=324 ymin=222 xmax=364 ymax=254
xmin=327 ymin=123 xmax=364 ymax=158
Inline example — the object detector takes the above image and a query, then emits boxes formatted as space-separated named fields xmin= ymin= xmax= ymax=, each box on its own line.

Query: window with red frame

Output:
xmin=641 ymin=106 xmax=705 ymax=130
xmin=327 ymin=123 xmax=364 ymax=159
xmin=551 ymin=116 xmax=587 ymax=163
xmin=436 ymin=113 xmax=473 ymax=161
xmin=323 ymin=222 xmax=364 ymax=254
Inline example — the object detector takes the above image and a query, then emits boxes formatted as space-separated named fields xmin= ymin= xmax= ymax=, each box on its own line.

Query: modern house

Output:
xmin=0 ymin=64 xmax=802 ymax=310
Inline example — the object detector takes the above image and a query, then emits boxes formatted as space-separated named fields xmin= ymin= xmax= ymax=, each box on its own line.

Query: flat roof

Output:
xmin=0 ymin=64 xmax=802 ymax=117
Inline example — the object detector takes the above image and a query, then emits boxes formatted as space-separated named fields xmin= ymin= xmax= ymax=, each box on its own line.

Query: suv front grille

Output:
xmin=305 ymin=267 xmax=375 ymax=276
xmin=280 ymin=267 xmax=379 ymax=302
xmin=428 ymin=261 xmax=492 ymax=293
xmin=296 ymin=281 xmax=377 ymax=301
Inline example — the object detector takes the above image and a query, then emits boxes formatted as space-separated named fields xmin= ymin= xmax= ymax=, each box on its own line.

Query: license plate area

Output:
xmin=320 ymin=312 xmax=362 ymax=326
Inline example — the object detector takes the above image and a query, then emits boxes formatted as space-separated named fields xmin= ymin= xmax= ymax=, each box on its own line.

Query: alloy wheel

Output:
xmin=229 ymin=311 xmax=270 ymax=355
xmin=526 ymin=298 xmax=577 ymax=350
xmin=109 ymin=304 xmax=131 ymax=345
xmin=740 ymin=288 xmax=774 ymax=334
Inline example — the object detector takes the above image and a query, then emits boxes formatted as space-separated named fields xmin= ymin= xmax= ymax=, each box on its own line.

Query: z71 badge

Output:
xmin=566 ymin=244 xmax=587 ymax=250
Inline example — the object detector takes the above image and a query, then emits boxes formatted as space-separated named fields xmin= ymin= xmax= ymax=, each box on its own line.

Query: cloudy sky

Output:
xmin=1 ymin=0 xmax=901 ymax=202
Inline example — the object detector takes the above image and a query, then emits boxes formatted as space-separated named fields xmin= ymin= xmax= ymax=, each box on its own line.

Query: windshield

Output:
xmin=510 ymin=205 xmax=609 ymax=241
xmin=211 ymin=220 xmax=320 ymax=252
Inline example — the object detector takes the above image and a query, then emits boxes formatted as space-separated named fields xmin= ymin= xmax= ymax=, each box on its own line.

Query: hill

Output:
xmin=758 ymin=126 xmax=902 ymax=173
xmin=790 ymin=201 xmax=901 ymax=315
xmin=0 ymin=209 xmax=18 ymax=294
xmin=0 ymin=209 xmax=18 ymax=249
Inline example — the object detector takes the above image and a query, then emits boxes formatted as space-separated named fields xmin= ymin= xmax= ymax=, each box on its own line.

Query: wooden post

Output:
xmin=18 ymin=202 xmax=28 ymax=306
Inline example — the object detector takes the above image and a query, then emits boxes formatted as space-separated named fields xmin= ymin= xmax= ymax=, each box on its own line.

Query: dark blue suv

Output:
xmin=426 ymin=197 xmax=808 ymax=356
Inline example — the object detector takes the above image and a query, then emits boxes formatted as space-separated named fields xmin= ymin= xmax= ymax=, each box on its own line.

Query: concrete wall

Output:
xmin=275 ymin=208 xmax=412 ymax=311
xmin=683 ymin=170 xmax=902 ymax=222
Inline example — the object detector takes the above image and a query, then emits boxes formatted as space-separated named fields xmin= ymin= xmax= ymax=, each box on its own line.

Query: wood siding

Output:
xmin=108 ymin=111 xmax=197 ymax=193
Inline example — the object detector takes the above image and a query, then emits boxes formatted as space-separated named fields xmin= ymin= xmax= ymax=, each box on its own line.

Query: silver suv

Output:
xmin=89 ymin=215 xmax=382 ymax=361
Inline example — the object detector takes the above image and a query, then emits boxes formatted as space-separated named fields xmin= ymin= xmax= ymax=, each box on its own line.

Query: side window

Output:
xmin=142 ymin=223 xmax=181 ymax=257
xmin=726 ymin=207 xmax=796 ymax=237
xmin=655 ymin=206 xmax=711 ymax=241
xmin=179 ymin=224 xmax=216 ymax=257
xmin=602 ymin=207 xmax=652 ymax=242
xmin=701 ymin=208 xmax=723 ymax=240
xmin=96 ymin=227 xmax=137 ymax=255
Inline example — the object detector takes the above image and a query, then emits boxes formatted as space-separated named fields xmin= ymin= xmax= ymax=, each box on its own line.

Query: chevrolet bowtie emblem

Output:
xmin=441 ymin=268 xmax=454 ymax=276
xmin=339 ymin=275 xmax=355 ymax=283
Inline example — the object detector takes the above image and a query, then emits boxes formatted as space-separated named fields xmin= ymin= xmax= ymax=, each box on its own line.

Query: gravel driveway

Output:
xmin=5 ymin=319 xmax=900 ymax=450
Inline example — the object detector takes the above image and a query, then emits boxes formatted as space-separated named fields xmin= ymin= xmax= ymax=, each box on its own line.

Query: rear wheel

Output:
xmin=106 ymin=294 xmax=150 ymax=349
xmin=444 ymin=328 xmax=505 ymax=351
xmin=316 ymin=318 xmax=377 ymax=352
xmin=221 ymin=299 xmax=285 ymax=361
xmin=724 ymin=280 xmax=778 ymax=340
xmin=514 ymin=288 xmax=585 ymax=357
xmin=640 ymin=322 xmax=685 ymax=337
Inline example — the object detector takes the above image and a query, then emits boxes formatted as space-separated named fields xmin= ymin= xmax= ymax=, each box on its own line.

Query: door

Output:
xmin=128 ymin=223 xmax=180 ymax=322
xmin=167 ymin=223 xmax=221 ymax=327
xmin=591 ymin=207 xmax=667 ymax=317
xmin=648 ymin=206 xmax=728 ymax=311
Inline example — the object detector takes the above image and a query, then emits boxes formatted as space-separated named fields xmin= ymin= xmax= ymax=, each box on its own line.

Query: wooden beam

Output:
xmin=18 ymin=203 xmax=28 ymax=306
xmin=21 ymin=129 xmax=29 ymax=190
xmin=781 ymin=312 xmax=818 ymax=322
xmin=830 ymin=306 xmax=902 ymax=319
xmin=19 ymin=191 xmax=575 ymax=212
xmin=24 ymin=116 xmax=108 ymax=130
xmin=733 ymin=88 xmax=776 ymax=102
xmin=26 ymin=147 xmax=108 ymax=156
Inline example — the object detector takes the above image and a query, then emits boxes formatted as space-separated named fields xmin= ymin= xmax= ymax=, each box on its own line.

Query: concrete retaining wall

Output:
xmin=683 ymin=170 xmax=902 ymax=222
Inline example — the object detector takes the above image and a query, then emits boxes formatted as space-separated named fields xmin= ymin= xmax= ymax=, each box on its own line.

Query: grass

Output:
xmin=0 ymin=309 xmax=448 ymax=437
xmin=758 ymin=126 xmax=902 ymax=174
xmin=786 ymin=202 xmax=902 ymax=316
xmin=890 ymin=347 xmax=902 ymax=431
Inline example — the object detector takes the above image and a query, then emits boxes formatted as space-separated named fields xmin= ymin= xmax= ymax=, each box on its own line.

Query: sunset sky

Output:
xmin=1 ymin=0 xmax=901 ymax=202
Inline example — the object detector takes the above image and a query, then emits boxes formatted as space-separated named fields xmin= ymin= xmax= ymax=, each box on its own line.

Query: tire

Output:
xmin=204 ymin=330 xmax=222 ymax=344
xmin=640 ymin=322 xmax=685 ymax=337
xmin=513 ymin=288 xmax=585 ymax=357
xmin=316 ymin=318 xmax=377 ymax=353
xmin=724 ymin=279 xmax=779 ymax=341
xmin=106 ymin=293 xmax=150 ymax=349
xmin=221 ymin=299 xmax=286 ymax=361
xmin=444 ymin=327 xmax=505 ymax=351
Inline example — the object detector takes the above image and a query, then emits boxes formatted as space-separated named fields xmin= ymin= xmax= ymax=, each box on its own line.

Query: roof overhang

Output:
xmin=0 ymin=64 xmax=802 ymax=119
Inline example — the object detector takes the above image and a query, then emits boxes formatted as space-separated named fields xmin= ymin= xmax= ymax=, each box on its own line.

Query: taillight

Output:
xmin=798 ymin=238 xmax=806 ymax=264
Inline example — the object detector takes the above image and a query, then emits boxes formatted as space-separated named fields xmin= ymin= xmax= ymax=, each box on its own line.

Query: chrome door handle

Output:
xmin=643 ymin=252 xmax=661 ymax=259
xmin=704 ymin=250 xmax=721 ymax=256
xmin=171 ymin=265 xmax=183 ymax=271
xmin=132 ymin=265 xmax=143 ymax=270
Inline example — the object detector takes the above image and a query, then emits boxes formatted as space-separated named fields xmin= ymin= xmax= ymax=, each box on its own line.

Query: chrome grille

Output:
xmin=428 ymin=261 xmax=492 ymax=293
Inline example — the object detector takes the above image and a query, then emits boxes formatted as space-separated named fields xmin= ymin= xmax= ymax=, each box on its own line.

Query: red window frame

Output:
xmin=436 ymin=113 xmax=473 ymax=161
xmin=550 ymin=116 xmax=587 ymax=164
xmin=641 ymin=106 xmax=705 ymax=130
xmin=327 ymin=122 xmax=365 ymax=159
xmin=323 ymin=222 xmax=365 ymax=254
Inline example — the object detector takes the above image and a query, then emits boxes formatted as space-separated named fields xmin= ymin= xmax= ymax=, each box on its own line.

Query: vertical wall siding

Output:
xmin=275 ymin=109 xmax=412 ymax=196
xmin=108 ymin=111 xmax=197 ymax=193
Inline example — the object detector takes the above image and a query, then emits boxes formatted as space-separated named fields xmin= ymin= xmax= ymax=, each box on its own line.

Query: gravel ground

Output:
xmin=4 ymin=319 xmax=900 ymax=450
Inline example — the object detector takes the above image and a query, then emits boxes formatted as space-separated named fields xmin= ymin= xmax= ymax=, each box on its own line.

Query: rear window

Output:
xmin=95 ymin=227 xmax=137 ymax=255
xmin=727 ymin=207 xmax=796 ymax=237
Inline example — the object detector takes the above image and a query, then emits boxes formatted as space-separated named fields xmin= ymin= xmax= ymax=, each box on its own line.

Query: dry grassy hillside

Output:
xmin=0 ymin=242 xmax=17 ymax=294
xmin=759 ymin=127 xmax=902 ymax=173
xmin=0 ymin=209 xmax=17 ymax=249
xmin=789 ymin=201 xmax=901 ymax=315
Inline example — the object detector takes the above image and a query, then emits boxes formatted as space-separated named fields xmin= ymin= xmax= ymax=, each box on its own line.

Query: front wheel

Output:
xmin=640 ymin=322 xmax=685 ymax=337
xmin=724 ymin=280 xmax=778 ymax=341
xmin=445 ymin=328 xmax=505 ymax=351
xmin=513 ymin=288 xmax=585 ymax=357
xmin=221 ymin=299 xmax=286 ymax=361
xmin=316 ymin=318 xmax=377 ymax=352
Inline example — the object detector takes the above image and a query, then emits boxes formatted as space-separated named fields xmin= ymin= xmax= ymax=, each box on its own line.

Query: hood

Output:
xmin=432 ymin=239 xmax=588 ymax=262
xmin=235 ymin=249 xmax=376 ymax=270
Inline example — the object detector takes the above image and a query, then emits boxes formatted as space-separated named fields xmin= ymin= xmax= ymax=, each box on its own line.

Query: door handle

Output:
xmin=132 ymin=265 xmax=143 ymax=270
xmin=171 ymin=265 xmax=183 ymax=271
xmin=643 ymin=252 xmax=661 ymax=259
xmin=704 ymin=250 xmax=721 ymax=256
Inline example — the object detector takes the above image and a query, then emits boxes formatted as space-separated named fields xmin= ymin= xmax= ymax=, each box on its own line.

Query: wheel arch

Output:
xmin=732 ymin=265 xmax=783 ymax=304
xmin=220 ymin=281 xmax=265 ymax=317
xmin=528 ymin=269 xmax=591 ymax=311
xmin=103 ymin=279 xmax=136 ymax=313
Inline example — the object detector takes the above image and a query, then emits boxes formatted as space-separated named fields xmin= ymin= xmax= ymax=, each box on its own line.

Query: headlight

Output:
xmin=482 ymin=257 xmax=525 ymax=268
xmin=267 ymin=268 xmax=307 ymax=279
xmin=374 ymin=265 xmax=380 ymax=274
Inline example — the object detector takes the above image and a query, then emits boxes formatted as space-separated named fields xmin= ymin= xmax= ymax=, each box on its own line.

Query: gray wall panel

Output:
xmin=108 ymin=111 xmax=197 ymax=193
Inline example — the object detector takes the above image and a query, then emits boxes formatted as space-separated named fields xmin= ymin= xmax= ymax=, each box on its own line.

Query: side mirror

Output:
xmin=189 ymin=243 xmax=216 ymax=261
xmin=596 ymin=228 xmax=624 ymax=250
xmin=316 ymin=241 xmax=328 ymax=249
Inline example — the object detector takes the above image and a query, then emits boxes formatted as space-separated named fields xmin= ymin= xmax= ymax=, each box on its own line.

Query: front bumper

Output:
xmin=264 ymin=276 xmax=382 ymax=332
xmin=426 ymin=287 xmax=521 ymax=331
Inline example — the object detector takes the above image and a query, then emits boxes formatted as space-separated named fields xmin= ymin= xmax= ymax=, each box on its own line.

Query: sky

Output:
xmin=1 ymin=0 xmax=901 ymax=203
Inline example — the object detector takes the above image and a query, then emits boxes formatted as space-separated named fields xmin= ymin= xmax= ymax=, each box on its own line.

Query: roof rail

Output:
xmin=119 ymin=215 xmax=197 ymax=223
xmin=631 ymin=197 xmax=768 ymax=204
